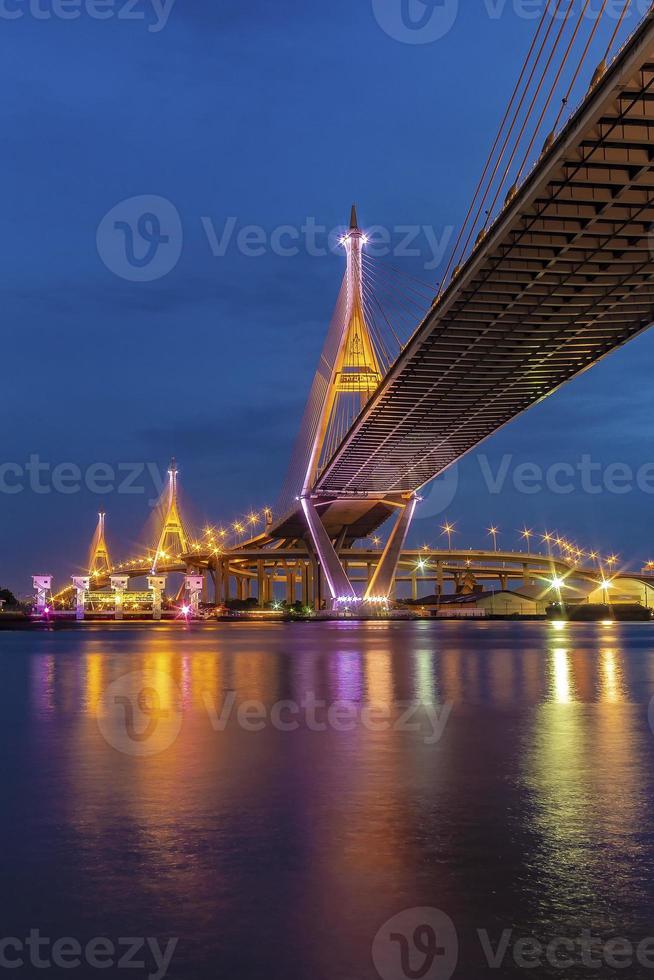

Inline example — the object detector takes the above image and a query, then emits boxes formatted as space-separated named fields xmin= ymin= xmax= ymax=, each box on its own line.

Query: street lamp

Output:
xmin=488 ymin=526 xmax=499 ymax=552
xmin=441 ymin=521 xmax=456 ymax=551
xmin=521 ymin=528 xmax=533 ymax=554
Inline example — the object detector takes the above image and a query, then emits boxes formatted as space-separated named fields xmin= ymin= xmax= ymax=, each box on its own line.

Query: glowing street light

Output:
xmin=521 ymin=528 xmax=533 ymax=554
xmin=488 ymin=526 xmax=499 ymax=552
xmin=441 ymin=521 xmax=456 ymax=551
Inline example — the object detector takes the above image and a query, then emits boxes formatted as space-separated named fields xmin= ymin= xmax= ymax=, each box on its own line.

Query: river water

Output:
xmin=2 ymin=620 xmax=654 ymax=979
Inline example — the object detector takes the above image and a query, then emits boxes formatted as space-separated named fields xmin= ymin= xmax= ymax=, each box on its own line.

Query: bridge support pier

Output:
xmin=257 ymin=561 xmax=265 ymax=607
xmin=185 ymin=575 xmax=204 ymax=616
xmin=32 ymin=576 xmax=52 ymax=617
xmin=286 ymin=566 xmax=295 ymax=606
xmin=111 ymin=575 xmax=129 ymax=621
xmin=148 ymin=575 xmax=166 ymax=621
xmin=72 ymin=577 xmax=90 ymax=621
xmin=365 ymin=496 xmax=418 ymax=600
xmin=301 ymin=497 xmax=356 ymax=609
xmin=208 ymin=566 xmax=218 ymax=606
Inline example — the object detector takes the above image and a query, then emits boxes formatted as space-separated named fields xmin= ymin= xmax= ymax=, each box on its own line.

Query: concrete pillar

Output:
xmin=72 ymin=577 xmax=90 ymax=621
xmin=412 ymin=575 xmax=418 ymax=601
xmin=309 ymin=557 xmax=320 ymax=611
xmin=110 ymin=575 xmax=129 ymax=621
xmin=286 ymin=567 xmax=295 ymax=605
xmin=148 ymin=575 xmax=166 ymax=621
xmin=208 ymin=566 xmax=218 ymax=605
xmin=436 ymin=561 xmax=444 ymax=598
xmin=365 ymin=497 xmax=417 ymax=600
xmin=500 ymin=574 xmax=508 ymax=591
xmin=257 ymin=561 xmax=265 ymax=607
xmin=223 ymin=560 xmax=231 ymax=603
xmin=32 ymin=576 xmax=53 ymax=616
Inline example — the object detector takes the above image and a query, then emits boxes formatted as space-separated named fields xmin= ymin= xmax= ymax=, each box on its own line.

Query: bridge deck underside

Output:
xmin=268 ymin=498 xmax=397 ymax=543
xmin=317 ymin=14 xmax=654 ymax=496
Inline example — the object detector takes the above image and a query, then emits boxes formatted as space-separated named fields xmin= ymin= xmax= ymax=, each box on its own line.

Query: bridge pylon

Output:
xmin=151 ymin=458 xmax=189 ymax=572
xmin=303 ymin=205 xmax=382 ymax=492
xmin=281 ymin=206 xmax=417 ymax=609
xmin=89 ymin=512 xmax=111 ymax=576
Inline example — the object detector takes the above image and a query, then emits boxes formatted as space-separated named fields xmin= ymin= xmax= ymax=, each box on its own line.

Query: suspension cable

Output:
xmin=548 ymin=0 xmax=611 ymax=138
xmin=603 ymin=0 xmax=632 ymax=61
xmin=513 ymin=0 xmax=597 ymax=185
xmin=441 ymin=0 xmax=569 ymax=292
xmin=438 ymin=1 xmax=555 ymax=289
xmin=481 ymin=1 xmax=578 ymax=229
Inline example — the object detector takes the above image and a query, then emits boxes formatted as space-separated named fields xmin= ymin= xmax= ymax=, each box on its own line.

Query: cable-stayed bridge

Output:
xmin=34 ymin=3 xmax=654 ymax=614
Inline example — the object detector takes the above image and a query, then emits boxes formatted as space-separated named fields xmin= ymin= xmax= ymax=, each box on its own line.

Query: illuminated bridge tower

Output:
xmin=89 ymin=512 xmax=111 ymax=576
xmin=279 ymin=206 xmax=418 ymax=608
xmin=152 ymin=457 xmax=189 ymax=573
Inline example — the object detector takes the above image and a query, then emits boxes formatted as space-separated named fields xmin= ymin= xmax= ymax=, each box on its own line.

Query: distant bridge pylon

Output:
xmin=89 ymin=512 xmax=111 ymax=576
xmin=151 ymin=457 xmax=189 ymax=573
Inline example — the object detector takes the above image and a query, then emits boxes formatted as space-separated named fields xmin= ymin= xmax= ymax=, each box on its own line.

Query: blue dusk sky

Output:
xmin=2 ymin=0 xmax=654 ymax=592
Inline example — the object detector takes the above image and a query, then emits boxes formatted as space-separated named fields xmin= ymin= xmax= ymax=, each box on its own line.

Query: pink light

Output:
xmin=181 ymin=605 xmax=191 ymax=616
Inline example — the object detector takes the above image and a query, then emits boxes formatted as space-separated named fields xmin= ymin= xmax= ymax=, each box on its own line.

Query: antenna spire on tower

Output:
xmin=350 ymin=203 xmax=358 ymax=230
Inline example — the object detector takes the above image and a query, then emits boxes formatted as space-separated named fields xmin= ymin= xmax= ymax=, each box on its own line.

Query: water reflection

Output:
xmin=15 ymin=622 xmax=654 ymax=978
